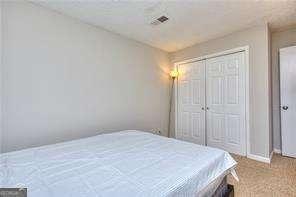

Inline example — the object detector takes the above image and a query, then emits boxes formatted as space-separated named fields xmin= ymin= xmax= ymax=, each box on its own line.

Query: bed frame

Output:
xmin=224 ymin=185 xmax=234 ymax=197
xmin=212 ymin=177 xmax=234 ymax=197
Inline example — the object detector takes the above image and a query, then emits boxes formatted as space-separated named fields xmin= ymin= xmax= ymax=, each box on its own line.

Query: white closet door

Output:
xmin=177 ymin=60 xmax=206 ymax=145
xmin=206 ymin=52 xmax=246 ymax=155
xmin=280 ymin=46 xmax=296 ymax=158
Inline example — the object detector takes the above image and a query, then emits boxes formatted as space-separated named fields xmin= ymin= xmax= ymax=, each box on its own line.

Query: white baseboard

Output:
xmin=273 ymin=148 xmax=282 ymax=154
xmin=247 ymin=153 xmax=271 ymax=163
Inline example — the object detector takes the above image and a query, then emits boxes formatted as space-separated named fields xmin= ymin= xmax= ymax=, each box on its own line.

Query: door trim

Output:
xmin=174 ymin=46 xmax=250 ymax=157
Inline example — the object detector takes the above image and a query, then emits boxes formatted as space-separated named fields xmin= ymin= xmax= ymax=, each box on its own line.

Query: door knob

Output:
xmin=201 ymin=107 xmax=205 ymax=110
xmin=282 ymin=106 xmax=288 ymax=110
xmin=206 ymin=107 xmax=209 ymax=110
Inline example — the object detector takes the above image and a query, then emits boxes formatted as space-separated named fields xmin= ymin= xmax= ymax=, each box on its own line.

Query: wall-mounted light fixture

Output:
xmin=168 ymin=68 xmax=179 ymax=138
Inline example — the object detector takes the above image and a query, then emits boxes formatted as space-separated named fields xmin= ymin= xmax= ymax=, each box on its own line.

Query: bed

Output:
xmin=0 ymin=130 xmax=237 ymax=197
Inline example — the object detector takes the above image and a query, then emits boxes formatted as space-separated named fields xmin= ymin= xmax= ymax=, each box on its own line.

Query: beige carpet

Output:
xmin=227 ymin=154 xmax=296 ymax=197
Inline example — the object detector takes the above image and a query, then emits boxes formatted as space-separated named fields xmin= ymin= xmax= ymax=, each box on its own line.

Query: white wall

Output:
xmin=1 ymin=2 xmax=171 ymax=153
xmin=271 ymin=27 xmax=296 ymax=152
xmin=268 ymin=25 xmax=273 ymax=155
xmin=0 ymin=2 xmax=2 ymax=153
xmin=170 ymin=25 xmax=272 ymax=158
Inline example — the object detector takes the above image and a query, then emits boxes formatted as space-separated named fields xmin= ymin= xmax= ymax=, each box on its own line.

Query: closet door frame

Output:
xmin=174 ymin=46 xmax=250 ymax=156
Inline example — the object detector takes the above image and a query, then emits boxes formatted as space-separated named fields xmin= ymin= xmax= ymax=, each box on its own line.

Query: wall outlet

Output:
xmin=150 ymin=128 xmax=162 ymax=135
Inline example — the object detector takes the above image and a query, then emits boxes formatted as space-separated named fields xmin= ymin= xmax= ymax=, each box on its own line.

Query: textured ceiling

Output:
xmin=32 ymin=0 xmax=296 ymax=52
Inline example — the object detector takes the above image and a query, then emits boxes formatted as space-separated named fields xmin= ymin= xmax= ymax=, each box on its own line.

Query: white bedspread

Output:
xmin=0 ymin=130 xmax=236 ymax=197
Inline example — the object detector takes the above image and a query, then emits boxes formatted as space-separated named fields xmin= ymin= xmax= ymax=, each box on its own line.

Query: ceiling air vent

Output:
xmin=150 ymin=15 xmax=169 ymax=26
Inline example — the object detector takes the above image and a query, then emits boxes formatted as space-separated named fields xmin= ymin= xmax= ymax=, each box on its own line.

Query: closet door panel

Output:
xmin=177 ymin=60 xmax=206 ymax=145
xmin=206 ymin=57 xmax=226 ymax=149
xmin=206 ymin=52 xmax=246 ymax=155
xmin=224 ymin=52 xmax=246 ymax=155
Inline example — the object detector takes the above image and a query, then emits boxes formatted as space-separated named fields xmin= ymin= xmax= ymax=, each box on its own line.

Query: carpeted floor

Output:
xmin=227 ymin=154 xmax=296 ymax=197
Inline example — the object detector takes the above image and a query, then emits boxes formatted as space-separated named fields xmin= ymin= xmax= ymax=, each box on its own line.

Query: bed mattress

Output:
xmin=0 ymin=130 xmax=236 ymax=197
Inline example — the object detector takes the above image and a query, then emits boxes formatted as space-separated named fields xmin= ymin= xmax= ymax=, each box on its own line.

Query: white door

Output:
xmin=177 ymin=60 xmax=206 ymax=145
xmin=280 ymin=46 xmax=296 ymax=158
xmin=206 ymin=52 xmax=246 ymax=155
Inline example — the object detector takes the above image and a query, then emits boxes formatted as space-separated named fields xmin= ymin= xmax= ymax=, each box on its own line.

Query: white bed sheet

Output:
xmin=0 ymin=130 xmax=236 ymax=197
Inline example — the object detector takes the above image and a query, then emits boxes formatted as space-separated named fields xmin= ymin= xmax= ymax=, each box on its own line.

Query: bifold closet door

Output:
xmin=177 ymin=60 xmax=206 ymax=145
xmin=206 ymin=52 xmax=246 ymax=155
